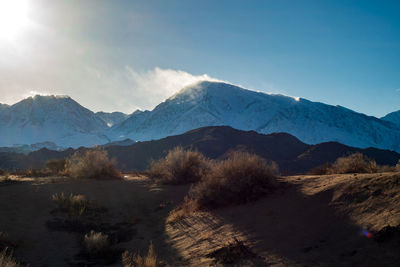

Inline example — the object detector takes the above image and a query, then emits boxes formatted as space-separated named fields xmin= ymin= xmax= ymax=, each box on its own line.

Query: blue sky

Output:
xmin=0 ymin=0 xmax=399 ymax=116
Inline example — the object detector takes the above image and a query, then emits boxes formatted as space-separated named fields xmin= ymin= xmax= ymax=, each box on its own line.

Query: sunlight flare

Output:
xmin=0 ymin=0 xmax=29 ymax=40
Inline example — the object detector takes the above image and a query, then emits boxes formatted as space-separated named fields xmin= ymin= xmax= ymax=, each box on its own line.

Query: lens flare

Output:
xmin=362 ymin=229 xmax=373 ymax=239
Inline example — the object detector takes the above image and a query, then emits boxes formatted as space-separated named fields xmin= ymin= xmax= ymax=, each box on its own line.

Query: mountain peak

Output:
xmin=0 ymin=94 xmax=109 ymax=148
xmin=381 ymin=110 xmax=400 ymax=126
xmin=169 ymin=81 xmax=303 ymax=106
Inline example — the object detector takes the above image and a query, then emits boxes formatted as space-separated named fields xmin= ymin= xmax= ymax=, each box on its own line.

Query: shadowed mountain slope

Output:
xmin=1 ymin=126 xmax=399 ymax=174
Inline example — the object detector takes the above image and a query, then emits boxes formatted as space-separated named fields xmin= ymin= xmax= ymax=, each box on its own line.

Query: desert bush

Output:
xmin=377 ymin=165 xmax=397 ymax=173
xmin=52 ymin=192 xmax=91 ymax=217
xmin=308 ymin=163 xmax=333 ymax=175
xmin=188 ymin=151 xmax=278 ymax=210
xmin=45 ymin=159 xmax=67 ymax=175
xmin=65 ymin=149 xmax=121 ymax=179
xmin=396 ymin=160 xmax=400 ymax=171
xmin=148 ymin=147 xmax=212 ymax=185
xmin=122 ymin=242 xmax=157 ymax=267
xmin=0 ymin=247 xmax=20 ymax=267
xmin=84 ymin=231 xmax=111 ymax=255
xmin=328 ymin=153 xmax=378 ymax=174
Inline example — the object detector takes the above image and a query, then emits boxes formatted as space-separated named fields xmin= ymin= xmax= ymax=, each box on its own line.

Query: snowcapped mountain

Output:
xmin=1 ymin=82 xmax=399 ymax=152
xmin=95 ymin=111 xmax=129 ymax=127
xmin=381 ymin=111 xmax=400 ymax=127
xmin=0 ymin=95 xmax=110 ymax=148
xmin=108 ymin=81 xmax=400 ymax=152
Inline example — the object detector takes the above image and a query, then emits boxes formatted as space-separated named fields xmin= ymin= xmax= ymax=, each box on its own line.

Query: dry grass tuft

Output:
xmin=0 ymin=247 xmax=21 ymax=267
xmin=148 ymin=147 xmax=211 ymax=185
xmin=188 ymin=151 xmax=278 ymax=210
xmin=122 ymin=242 xmax=157 ymax=267
xmin=52 ymin=192 xmax=91 ymax=217
xmin=65 ymin=149 xmax=121 ymax=180
xmin=84 ymin=231 xmax=111 ymax=255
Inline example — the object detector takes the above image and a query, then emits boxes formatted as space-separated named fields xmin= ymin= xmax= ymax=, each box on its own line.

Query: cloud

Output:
xmin=78 ymin=66 xmax=225 ymax=113
xmin=124 ymin=67 xmax=223 ymax=107
xmin=0 ymin=66 xmax=224 ymax=113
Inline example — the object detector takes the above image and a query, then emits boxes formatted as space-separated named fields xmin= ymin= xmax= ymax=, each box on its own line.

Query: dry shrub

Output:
xmin=122 ymin=242 xmax=157 ymax=267
xmin=65 ymin=149 xmax=121 ymax=179
xmin=148 ymin=147 xmax=211 ymax=184
xmin=377 ymin=165 xmax=397 ymax=173
xmin=45 ymin=159 xmax=67 ymax=175
xmin=188 ymin=152 xmax=278 ymax=210
xmin=84 ymin=231 xmax=111 ymax=255
xmin=52 ymin=192 xmax=90 ymax=217
xmin=308 ymin=163 xmax=333 ymax=175
xmin=0 ymin=247 xmax=20 ymax=267
xmin=396 ymin=160 xmax=400 ymax=171
xmin=328 ymin=153 xmax=378 ymax=174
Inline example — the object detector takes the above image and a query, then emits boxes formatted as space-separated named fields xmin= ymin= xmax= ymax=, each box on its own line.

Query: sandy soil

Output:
xmin=0 ymin=175 xmax=189 ymax=266
xmin=0 ymin=172 xmax=399 ymax=266
xmin=166 ymin=172 xmax=400 ymax=266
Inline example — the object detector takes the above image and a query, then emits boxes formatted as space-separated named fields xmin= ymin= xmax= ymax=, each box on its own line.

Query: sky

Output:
xmin=0 ymin=0 xmax=399 ymax=117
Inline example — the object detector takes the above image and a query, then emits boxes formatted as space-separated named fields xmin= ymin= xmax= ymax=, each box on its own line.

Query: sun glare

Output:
xmin=0 ymin=0 xmax=29 ymax=40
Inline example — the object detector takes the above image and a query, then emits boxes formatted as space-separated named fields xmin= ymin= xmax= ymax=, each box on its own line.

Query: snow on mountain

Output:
xmin=0 ymin=95 xmax=110 ymax=148
xmin=95 ymin=111 xmax=129 ymax=127
xmin=381 ymin=111 xmax=400 ymax=127
xmin=108 ymin=81 xmax=400 ymax=152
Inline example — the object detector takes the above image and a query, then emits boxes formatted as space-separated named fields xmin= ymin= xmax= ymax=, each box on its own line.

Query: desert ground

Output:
xmin=0 ymin=172 xmax=399 ymax=266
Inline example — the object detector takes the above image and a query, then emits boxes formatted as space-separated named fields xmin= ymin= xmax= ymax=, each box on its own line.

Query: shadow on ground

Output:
xmin=0 ymin=176 xmax=190 ymax=266
xmin=167 ymin=174 xmax=400 ymax=266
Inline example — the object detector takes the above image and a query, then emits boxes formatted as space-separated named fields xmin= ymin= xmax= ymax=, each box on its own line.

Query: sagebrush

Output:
xmin=184 ymin=152 xmax=278 ymax=212
xmin=314 ymin=153 xmax=378 ymax=174
xmin=148 ymin=147 xmax=211 ymax=184
xmin=65 ymin=149 xmax=121 ymax=179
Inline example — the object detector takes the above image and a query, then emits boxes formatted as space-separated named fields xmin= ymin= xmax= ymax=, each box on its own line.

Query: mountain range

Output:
xmin=1 ymin=126 xmax=399 ymax=174
xmin=0 ymin=81 xmax=400 ymax=152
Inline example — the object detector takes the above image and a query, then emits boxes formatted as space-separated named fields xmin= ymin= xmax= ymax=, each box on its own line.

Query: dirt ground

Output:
xmin=0 ymin=172 xmax=400 ymax=266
